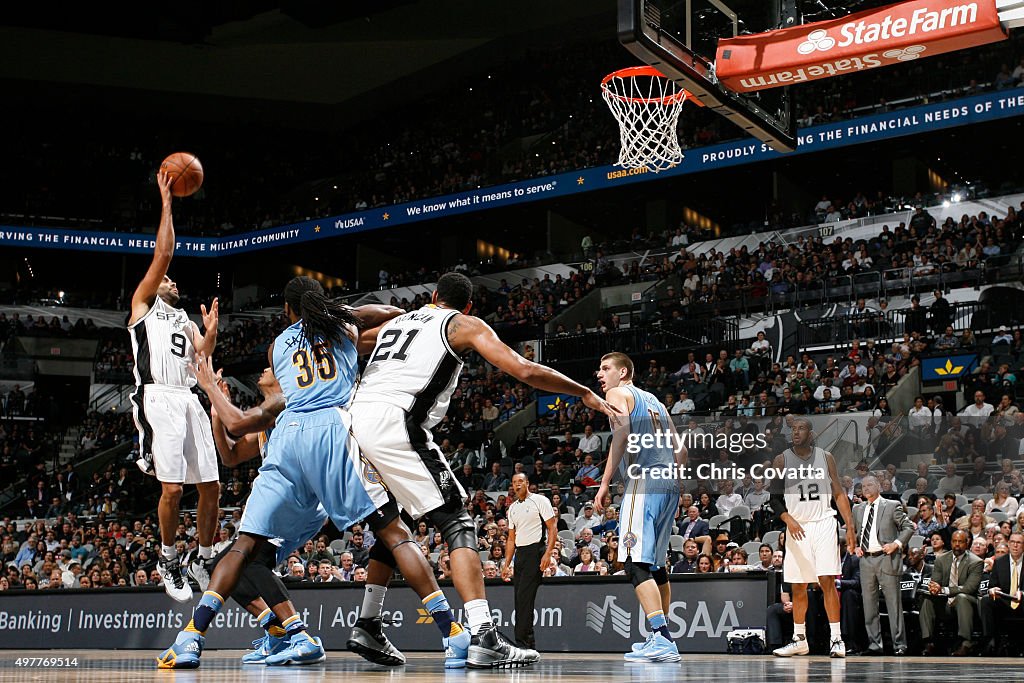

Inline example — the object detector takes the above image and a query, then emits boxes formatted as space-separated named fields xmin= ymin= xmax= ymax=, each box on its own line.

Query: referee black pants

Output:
xmin=514 ymin=542 xmax=543 ymax=649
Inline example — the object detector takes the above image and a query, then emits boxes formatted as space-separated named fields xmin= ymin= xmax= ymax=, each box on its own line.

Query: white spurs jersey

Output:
xmin=353 ymin=305 xmax=463 ymax=430
xmin=782 ymin=446 xmax=834 ymax=523
xmin=128 ymin=296 xmax=198 ymax=388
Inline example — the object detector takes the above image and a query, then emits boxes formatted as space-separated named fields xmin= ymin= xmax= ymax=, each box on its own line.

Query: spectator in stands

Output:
xmin=993 ymin=326 xmax=1014 ymax=346
xmin=987 ymin=482 xmax=1019 ymax=516
xmin=573 ymin=503 xmax=602 ymax=537
xmin=936 ymin=462 xmax=964 ymax=495
xmin=672 ymin=539 xmax=701 ymax=573
xmin=716 ymin=480 xmax=743 ymax=516
xmin=577 ymin=425 xmax=601 ymax=456
xmin=962 ymin=390 xmax=995 ymax=427
xmin=547 ymin=461 xmax=572 ymax=490
xmin=915 ymin=499 xmax=946 ymax=538
xmin=483 ymin=462 xmax=510 ymax=492
xmin=964 ymin=457 xmax=994 ymax=492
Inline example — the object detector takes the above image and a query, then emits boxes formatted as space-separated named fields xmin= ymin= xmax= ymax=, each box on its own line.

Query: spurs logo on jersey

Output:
xmin=352 ymin=304 xmax=463 ymax=430
xmin=128 ymin=296 xmax=197 ymax=388
xmin=782 ymin=446 xmax=833 ymax=523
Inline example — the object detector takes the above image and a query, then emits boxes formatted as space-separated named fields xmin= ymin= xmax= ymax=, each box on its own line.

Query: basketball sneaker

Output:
xmin=347 ymin=617 xmax=406 ymax=666
xmin=156 ymin=631 xmax=204 ymax=669
xmin=444 ymin=626 xmax=471 ymax=669
xmin=624 ymin=633 xmax=680 ymax=663
xmin=773 ymin=636 xmax=810 ymax=657
xmin=466 ymin=625 xmax=540 ymax=668
xmin=156 ymin=555 xmax=193 ymax=603
xmin=630 ymin=633 xmax=655 ymax=653
xmin=188 ymin=557 xmax=213 ymax=593
xmin=265 ymin=632 xmax=326 ymax=666
xmin=241 ymin=633 xmax=289 ymax=664
xmin=830 ymin=639 xmax=846 ymax=658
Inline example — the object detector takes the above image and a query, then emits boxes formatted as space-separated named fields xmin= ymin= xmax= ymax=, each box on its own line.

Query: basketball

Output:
xmin=159 ymin=152 xmax=204 ymax=197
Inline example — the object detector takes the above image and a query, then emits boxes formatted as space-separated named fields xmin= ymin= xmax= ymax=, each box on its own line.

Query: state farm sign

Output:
xmin=715 ymin=0 xmax=1006 ymax=93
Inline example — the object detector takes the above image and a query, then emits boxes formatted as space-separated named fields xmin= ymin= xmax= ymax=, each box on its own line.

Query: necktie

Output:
xmin=1012 ymin=560 xmax=1020 ymax=610
xmin=860 ymin=503 xmax=875 ymax=552
xmin=949 ymin=555 xmax=960 ymax=606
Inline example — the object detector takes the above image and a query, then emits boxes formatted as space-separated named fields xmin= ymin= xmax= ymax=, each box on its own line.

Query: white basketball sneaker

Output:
xmin=773 ymin=636 xmax=810 ymax=657
xmin=830 ymin=639 xmax=846 ymax=658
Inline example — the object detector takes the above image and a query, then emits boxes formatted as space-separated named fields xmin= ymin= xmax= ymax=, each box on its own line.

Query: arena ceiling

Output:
xmin=0 ymin=1 xmax=610 ymax=106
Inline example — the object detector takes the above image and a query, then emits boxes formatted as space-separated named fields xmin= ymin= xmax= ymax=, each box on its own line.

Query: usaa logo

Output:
xmin=334 ymin=217 xmax=365 ymax=230
xmin=933 ymin=359 xmax=965 ymax=376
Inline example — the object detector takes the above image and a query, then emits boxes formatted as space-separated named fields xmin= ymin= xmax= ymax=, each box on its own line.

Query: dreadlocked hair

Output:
xmin=283 ymin=276 xmax=363 ymax=350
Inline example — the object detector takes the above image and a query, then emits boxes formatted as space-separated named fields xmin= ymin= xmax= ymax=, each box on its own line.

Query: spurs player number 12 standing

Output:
xmin=128 ymin=170 xmax=220 ymax=603
xmin=771 ymin=417 xmax=856 ymax=659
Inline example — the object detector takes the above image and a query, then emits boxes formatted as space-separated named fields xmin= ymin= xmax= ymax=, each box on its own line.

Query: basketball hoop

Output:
xmin=601 ymin=66 xmax=693 ymax=173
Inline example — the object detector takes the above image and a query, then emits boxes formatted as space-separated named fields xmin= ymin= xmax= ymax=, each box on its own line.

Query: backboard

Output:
xmin=619 ymin=0 xmax=800 ymax=152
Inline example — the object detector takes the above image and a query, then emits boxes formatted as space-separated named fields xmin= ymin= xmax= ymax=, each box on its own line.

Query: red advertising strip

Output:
xmin=716 ymin=0 xmax=1006 ymax=93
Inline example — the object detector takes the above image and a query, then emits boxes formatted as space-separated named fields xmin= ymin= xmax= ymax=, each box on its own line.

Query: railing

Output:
xmin=867 ymin=413 xmax=907 ymax=468
xmin=542 ymin=319 xmax=739 ymax=364
xmin=796 ymin=299 xmax=1024 ymax=350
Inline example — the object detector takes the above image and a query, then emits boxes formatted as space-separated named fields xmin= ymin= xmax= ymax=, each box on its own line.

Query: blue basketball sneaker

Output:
xmin=241 ymin=633 xmax=289 ymax=664
xmin=156 ymin=631 xmax=204 ymax=669
xmin=624 ymin=633 xmax=680 ymax=663
xmin=265 ymin=632 xmax=326 ymax=666
xmin=629 ymin=633 xmax=655 ymax=653
xmin=444 ymin=626 xmax=472 ymax=669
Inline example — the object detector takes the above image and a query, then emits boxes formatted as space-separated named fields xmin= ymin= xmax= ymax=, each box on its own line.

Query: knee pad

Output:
xmin=430 ymin=505 xmax=477 ymax=552
xmin=365 ymin=495 xmax=401 ymax=533
xmin=369 ymin=540 xmax=397 ymax=569
xmin=232 ymin=573 xmax=260 ymax=608
xmin=651 ymin=566 xmax=668 ymax=586
xmin=625 ymin=558 xmax=653 ymax=588
xmin=245 ymin=563 xmax=289 ymax=608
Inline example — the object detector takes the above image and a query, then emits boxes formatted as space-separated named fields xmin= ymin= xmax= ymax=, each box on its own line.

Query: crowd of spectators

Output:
xmin=3 ymin=30 xmax=1022 ymax=240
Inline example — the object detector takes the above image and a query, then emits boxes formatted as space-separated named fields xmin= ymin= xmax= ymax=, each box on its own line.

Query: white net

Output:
xmin=601 ymin=67 xmax=687 ymax=172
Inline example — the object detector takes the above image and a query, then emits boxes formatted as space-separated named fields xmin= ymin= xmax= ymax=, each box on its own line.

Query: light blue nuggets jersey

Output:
xmin=272 ymin=321 xmax=358 ymax=415
xmin=622 ymin=384 xmax=675 ymax=477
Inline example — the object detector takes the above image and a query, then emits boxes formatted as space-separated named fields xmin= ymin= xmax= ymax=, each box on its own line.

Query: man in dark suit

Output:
xmin=980 ymin=532 xmax=1024 ymax=654
xmin=676 ymin=505 xmax=712 ymax=555
xmin=853 ymin=475 xmax=915 ymax=655
xmin=919 ymin=529 xmax=984 ymax=656
xmin=837 ymin=546 xmax=864 ymax=654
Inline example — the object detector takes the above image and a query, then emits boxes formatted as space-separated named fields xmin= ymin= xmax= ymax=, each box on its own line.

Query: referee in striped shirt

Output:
xmin=502 ymin=473 xmax=557 ymax=649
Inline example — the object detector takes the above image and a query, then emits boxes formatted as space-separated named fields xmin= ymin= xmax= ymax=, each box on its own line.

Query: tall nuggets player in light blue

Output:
xmin=158 ymin=277 xmax=468 ymax=669
xmin=596 ymin=352 xmax=686 ymax=663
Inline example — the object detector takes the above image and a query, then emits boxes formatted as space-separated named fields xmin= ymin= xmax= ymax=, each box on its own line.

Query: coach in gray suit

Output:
xmin=853 ymin=475 xmax=915 ymax=655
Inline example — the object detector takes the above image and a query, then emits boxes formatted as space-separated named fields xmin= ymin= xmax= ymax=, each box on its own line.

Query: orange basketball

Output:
xmin=160 ymin=152 xmax=204 ymax=197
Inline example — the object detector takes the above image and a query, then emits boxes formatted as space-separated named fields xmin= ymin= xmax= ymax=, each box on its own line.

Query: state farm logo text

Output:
xmin=796 ymin=3 xmax=977 ymax=55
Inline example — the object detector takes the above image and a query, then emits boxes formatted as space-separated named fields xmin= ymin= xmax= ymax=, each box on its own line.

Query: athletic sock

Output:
xmin=829 ymin=622 xmax=842 ymax=641
xmin=647 ymin=610 xmax=671 ymax=641
xmin=465 ymin=599 xmax=492 ymax=635
xmin=161 ymin=545 xmax=177 ymax=561
xmin=258 ymin=608 xmax=285 ymax=637
xmin=793 ymin=623 xmax=806 ymax=640
xmin=423 ymin=590 xmax=463 ymax=639
xmin=187 ymin=591 xmax=224 ymax=634
xmin=198 ymin=545 xmax=213 ymax=561
xmin=282 ymin=614 xmax=307 ymax=638
xmin=361 ymin=584 xmax=387 ymax=620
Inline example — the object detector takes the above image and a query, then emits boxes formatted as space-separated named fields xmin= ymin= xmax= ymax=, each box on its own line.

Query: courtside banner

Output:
xmin=716 ymin=0 xmax=1006 ymax=93
xmin=0 ymin=575 xmax=770 ymax=652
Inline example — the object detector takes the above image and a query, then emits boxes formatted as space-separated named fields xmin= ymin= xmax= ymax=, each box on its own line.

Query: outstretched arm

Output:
xmin=191 ymin=352 xmax=282 ymax=435
xmin=192 ymin=299 xmax=219 ymax=356
xmin=450 ymin=314 xmax=621 ymax=419
xmin=129 ymin=171 xmax=175 ymax=325
xmin=350 ymin=304 xmax=404 ymax=329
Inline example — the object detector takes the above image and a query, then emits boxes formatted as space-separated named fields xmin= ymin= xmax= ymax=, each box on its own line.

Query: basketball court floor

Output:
xmin=2 ymin=651 xmax=1023 ymax=682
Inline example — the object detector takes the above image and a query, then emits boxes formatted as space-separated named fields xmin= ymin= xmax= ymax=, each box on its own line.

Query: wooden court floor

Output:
xmin=1 ymin=650 xmax=1022 ymax=682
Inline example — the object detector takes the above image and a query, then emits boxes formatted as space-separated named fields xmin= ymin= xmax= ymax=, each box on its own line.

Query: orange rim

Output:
xmin=601 ymin=66 xmax=695 ymax=105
